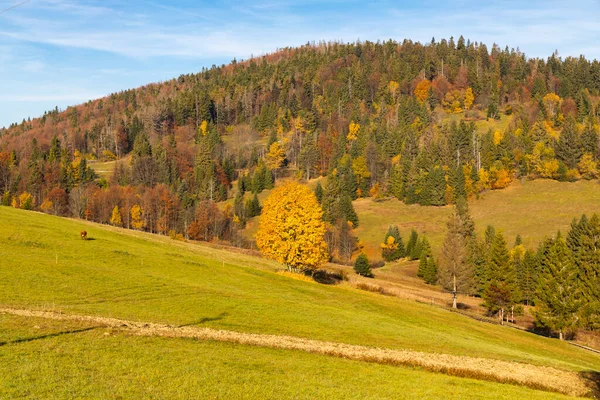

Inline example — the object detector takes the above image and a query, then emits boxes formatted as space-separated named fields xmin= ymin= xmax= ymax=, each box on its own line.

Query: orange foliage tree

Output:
xmin=255 ymin=181 xmax=328 ymax=272
xmin=414 ymin=79 xmax=431 ymax=103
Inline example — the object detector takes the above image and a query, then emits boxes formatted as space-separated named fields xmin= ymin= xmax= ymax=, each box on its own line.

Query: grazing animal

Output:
xmin=80 ymin=230 xmax=87 ymax=240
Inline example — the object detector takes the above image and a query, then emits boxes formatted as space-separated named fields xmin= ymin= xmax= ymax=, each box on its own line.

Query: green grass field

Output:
xmin=0 ymin=314 xmax=575 ymax=400
xmin=1 ymin=206 xmax=599 ymax=397
xmin=354 ymin=179 xmax=600 ymax=259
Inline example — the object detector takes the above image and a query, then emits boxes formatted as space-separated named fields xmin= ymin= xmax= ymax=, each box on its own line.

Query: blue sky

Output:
xmin=1 ymin=0 xmax=600 ymax=128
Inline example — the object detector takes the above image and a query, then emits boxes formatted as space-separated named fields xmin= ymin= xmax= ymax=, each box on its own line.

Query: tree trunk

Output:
xmin=452 ymin=274 xmax=457 ymax=309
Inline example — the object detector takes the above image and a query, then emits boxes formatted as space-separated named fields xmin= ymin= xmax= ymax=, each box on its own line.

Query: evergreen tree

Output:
xmin=535 ymin=235 xmax=581 ymax=340
xmin=581 ymin=122 xmax=599 ymax=156
xmin=568 ymin=214 xmax=600 ymax=330
xmin=514 ymin=234 xmax=523 ymax=246
xmin=381 ymin=225 xmax=405 ymax=261
xmin=518 ymin=248 xmax=538 ymax=306
xmin=555 ymin=117 xmax=582 ymax=169
xmin=234 ymin=191 xmax=245 ymax=224
xmin=483 ymin=231 xmax=521 ymax=318
xmin=410 ymin=237 xmax=423 ymax=260
xmin=470 ymin=236 xmax=489 ymax=295
xmin=405 ymin=229 xmax=419 ymax=259
xmin=314 ymin=181 xmax=323 ymax=203
xmin=339 ymin=194 xmax=359 ymax=228
xmin=455 ymin=196 xmax=475 ymax=238
xmin=420 ymin=165 xmax=446 ymax=206
xmin=418 ymin=237 xmax=437 ymax=284
xmin=438 ymin=211 xmax=472 ymax=308
xmin=354 ymin=253 xmax=373 ymax=277
xmin=484 ymin=225 xmax=496 ymax=247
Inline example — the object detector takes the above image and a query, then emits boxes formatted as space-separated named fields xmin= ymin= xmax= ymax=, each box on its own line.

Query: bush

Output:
xmin=354 ymin=253 xmax=373 ymax=277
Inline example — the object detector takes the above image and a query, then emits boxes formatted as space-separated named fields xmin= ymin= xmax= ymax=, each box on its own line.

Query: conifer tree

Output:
xmin=555 ymin=117 xmax=582 ymax=169
xmin=438 ymin=211 xmax=472 ymax=308
xmin=568 ymin=214 xmax=600 ymax=329
xmin=518 ymin=249 xmax=538 ymax=306
xmin=535 ymin=235 xmax=581 ymax=340
xmin=381 ymin=225 xmax=405 ymax=261
xmin=314 ymin=181 xmax=323 ymax=203
xmin=405 ymin=229 xmax=419 ymax=259
xmin=420 ymin=165 xmax=446 ymax=206
xmin=418 ymin=237 xmax=437 ymax=284
xmin=339 ymin=194 xmax=359 ymax=228
xmin=234 ymin=191 xmax=245 ymax=224
xmin=483 ymin=231 xmax=521 ymax=319
xmin=354 ymin=253 xmax=373 ymax=277
xmin=410 ymin=237 xmax=423 ymax=260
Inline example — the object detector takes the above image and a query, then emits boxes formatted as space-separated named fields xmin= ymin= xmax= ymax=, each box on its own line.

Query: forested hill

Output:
xmin=1 ymin=37 xmax=600 ymax=244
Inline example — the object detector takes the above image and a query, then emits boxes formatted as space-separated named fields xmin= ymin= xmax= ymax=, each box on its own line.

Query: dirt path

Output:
xmin=0 ymin=307 xmax=592 ymax=397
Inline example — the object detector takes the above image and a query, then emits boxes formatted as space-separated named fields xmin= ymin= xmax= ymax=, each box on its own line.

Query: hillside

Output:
xmin=2 ymin=39 xmax=600 ymax=258
xmin=0 ymin=206 xmax=599 ymax=398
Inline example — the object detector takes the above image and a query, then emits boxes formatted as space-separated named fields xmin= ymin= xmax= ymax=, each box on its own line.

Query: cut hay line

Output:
xmin=0 ymin=307 xmax=592 ymax=397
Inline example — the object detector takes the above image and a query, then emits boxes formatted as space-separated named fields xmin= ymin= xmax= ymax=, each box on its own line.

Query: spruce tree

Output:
xmin=354 ymin=253 xmax=372 ymax=277
xmin=418 ymin=237 xmax=437 ymax=284
xmin=234 ymin=191 xmax=245 ymax=223
xmin=405 ymin=229 xmax=419 ymax=259
xmin=421 ymin=165 xmax=446 ymax=206
xmin=438 ymin=211 xmax=472 ymax=308
xmin=555 ymin=117 xmax=582 ymax=169
xmin=410 ymin=237 xmax=423 ymax=260
xmin=314 ymin=181 xmax=323 ymax=203
xmin=483 ymin=231 xmax=521 ymax=317
xmin=581 ymin=122 xmax=599 ymax=156
xmin=569 ymin=214 xmax=600 ymax=330
xmin=535 ymin=235 xmax=581 ymax=340
xmin=339 ymin=194 xmax=359 ymax=228
xmin=381 ymin=226 xmax=405 ymax=261
xmin=484 ymin=225 xmax=496 ymax=247
xmin=518 ymin=249 xmax=538 ymax=306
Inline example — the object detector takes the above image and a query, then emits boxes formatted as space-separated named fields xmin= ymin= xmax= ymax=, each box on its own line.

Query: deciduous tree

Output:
xmin=255 ymin=181 xmax=328 ymax=272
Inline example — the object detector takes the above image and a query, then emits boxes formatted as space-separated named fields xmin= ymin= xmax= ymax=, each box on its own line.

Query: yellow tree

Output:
xmin=110 ymin=205 xmax=123 ymax=227
xmin=347 ymin=122 xmax=360 ymax=141
xmin=542 ymin=93 xmax=561 ymax=121
xmin=414 ymin=79 xmax=431 ymax=103
xmin=130 ymin=204 xmax=145 ymax=230
xmin=255 ymin=181 xmax=329 ymax=272
xmin=265 ymin=141 xmax=286 ymax=171
xmin=199 ymin=120 xmax=208 ymax=136
xmin=464 ymin=87 xmax=474 ymax=110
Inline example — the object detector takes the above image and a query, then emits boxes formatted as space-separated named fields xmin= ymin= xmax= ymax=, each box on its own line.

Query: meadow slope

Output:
xmin=1 ymin=206 xmax=599 ymax=397
xmin=354 ymin=179 xmax=600 ymax=258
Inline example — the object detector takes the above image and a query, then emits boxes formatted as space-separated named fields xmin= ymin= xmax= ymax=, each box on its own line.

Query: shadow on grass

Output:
xmin=179 ymin=312 xmax=228 ymax=327
xmin=311 ymin=269 xmax=344 ymax=285
xmin=579 ymin=371 xmax=600 ymax=398
xmin=0 ymin=326 xmax=99 ymax=347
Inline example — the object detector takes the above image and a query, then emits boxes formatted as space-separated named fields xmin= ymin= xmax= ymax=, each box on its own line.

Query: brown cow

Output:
xmin=80 ymin=230 xmax=87 ymax=240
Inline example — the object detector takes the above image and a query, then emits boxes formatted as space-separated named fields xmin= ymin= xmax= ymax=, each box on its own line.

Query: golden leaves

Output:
xmin=255 ymin=181 xmax=329 ymax=271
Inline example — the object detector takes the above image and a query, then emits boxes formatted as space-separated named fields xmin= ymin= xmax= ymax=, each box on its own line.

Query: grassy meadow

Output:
xmin=0 ymin=314 xmax=576 ymax=400
xmin=354 ymin=179 xmax=600 ymax=259
xmin=1 ymin=206 xmax=599 ymax=397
